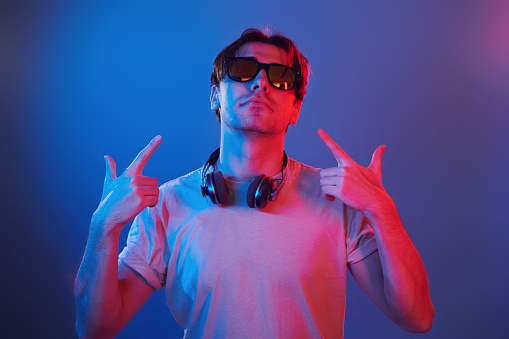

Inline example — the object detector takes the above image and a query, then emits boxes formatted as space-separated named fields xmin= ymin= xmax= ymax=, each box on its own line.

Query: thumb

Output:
xmin=104 ymin=155 xmax=117 ymax=184
xmin=367 ymin=145 xmax=386 ymax=175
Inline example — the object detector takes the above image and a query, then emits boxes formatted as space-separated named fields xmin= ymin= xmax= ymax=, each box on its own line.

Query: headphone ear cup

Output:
xmin=247 ymin=174 xmax=273 ymax=208
xmin=212 ymin=171 xmax=229 ymax=205
xmin=246 ymin=174 xmax=263 ymax=208
xmin=205 ymin=171 xmax=229 ymax=204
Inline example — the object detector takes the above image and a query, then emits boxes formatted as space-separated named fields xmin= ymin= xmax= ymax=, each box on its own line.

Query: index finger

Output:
xmin=125 ymin=135 xmax=162 ymax=176
xmin=317 ymin=129 xmax=354 ymax=167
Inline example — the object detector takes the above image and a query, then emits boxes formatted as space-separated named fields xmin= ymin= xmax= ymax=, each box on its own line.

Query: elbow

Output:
xmin=401 ymin=303 xmax=435 ymax=333
xmin=419 ymin=305 xmax=435 ymax=333
xmin=75 ymin=306 xmax=120 ymax=339
xmin=407 ymin=315 xmax=433 ymax=333
xmin=75 ymin=293 xmax=118 ymax=339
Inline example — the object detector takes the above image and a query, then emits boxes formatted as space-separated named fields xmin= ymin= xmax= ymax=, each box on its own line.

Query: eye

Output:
xmin=269 ymin=65 xmax=296 ymax=90
xmin=228 ymin=58 xmax=258 ymax=81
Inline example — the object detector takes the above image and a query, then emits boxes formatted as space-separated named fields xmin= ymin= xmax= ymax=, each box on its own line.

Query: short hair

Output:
xmin=210 ymin=28 xmax=310 ymax=122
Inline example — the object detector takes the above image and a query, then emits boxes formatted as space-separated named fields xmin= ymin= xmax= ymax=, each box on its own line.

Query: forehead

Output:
xmin=236 ymin=42 xmax=288 ymax=65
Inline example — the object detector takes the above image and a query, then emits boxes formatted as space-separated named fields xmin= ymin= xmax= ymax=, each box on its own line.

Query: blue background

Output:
xmin=1 ymin=0 xmax=508 ymax=338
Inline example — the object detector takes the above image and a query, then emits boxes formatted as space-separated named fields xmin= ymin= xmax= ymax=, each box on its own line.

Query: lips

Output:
xmin=242 ymin=98 xmax=272 ymax=111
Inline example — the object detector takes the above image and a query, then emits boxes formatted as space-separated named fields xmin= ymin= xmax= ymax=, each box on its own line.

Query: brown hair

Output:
xmin=210 ymin=28 xmax=310 ymax=122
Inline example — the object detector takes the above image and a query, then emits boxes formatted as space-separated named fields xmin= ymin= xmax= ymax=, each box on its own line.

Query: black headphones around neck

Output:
xmin=200 ymin=148 xmax=288 ymax=209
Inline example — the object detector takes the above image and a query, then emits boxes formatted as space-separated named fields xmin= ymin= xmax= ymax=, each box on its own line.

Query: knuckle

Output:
xmin=135 ymin=176 xmax=145 ymax=186
xmin=146 ymin=196 xmax=157 ymax=207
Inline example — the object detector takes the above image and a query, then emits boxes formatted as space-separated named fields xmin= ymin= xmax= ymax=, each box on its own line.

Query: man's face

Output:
xmin=211 ymin=42 xmax=301 ymax=136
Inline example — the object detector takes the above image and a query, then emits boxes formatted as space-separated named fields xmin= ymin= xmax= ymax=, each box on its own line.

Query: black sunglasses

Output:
xmin=226 ymin=57 xmax=300 ymax=91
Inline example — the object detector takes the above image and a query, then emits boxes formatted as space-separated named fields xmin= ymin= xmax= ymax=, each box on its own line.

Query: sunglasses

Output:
xmin=226 ymin=57 xmax=300 ymax=91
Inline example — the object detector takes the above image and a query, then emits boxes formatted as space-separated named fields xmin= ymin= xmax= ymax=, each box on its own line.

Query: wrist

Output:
xmin=90 ymin=210 xmax=123 ymax=240
xmin=364 ymin=190 xmax=397 ymax=221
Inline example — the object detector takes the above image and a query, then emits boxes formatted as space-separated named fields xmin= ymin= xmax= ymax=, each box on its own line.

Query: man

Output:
xmin=75 ymin=28 xmax=434 ymax=338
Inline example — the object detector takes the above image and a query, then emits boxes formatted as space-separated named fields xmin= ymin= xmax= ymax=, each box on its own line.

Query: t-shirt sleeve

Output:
xmin=118 ymin=205 xmax=170 ymax=290
xmin=344 ymin=206 xmax=378 ymax=264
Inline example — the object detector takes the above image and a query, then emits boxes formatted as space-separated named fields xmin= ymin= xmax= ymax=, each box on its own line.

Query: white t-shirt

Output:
xmin=119 ymin=158 xmax=378 ymax=339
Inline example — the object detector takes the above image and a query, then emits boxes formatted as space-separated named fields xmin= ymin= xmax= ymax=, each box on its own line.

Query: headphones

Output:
xmin=201 ymin=148 xmax=288 ymax=209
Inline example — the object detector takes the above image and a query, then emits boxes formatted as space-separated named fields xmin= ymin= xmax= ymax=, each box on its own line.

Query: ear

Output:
xmin=289 ymin=100 xmax=302 ymax=126
xmin=210 ymin=85 xmax=220 ymax=110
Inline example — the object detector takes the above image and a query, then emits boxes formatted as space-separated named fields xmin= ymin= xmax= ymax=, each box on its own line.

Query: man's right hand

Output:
xmin=92 ymin=135 xmax=162 ymax=233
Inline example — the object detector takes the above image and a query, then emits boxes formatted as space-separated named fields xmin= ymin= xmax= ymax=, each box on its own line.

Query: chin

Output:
xmin=240 ymin=125 xmax=286 ymax=136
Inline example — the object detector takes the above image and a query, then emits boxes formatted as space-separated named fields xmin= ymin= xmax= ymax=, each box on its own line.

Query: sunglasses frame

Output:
xmin=226 ymin=57 xmax=301 ymax=91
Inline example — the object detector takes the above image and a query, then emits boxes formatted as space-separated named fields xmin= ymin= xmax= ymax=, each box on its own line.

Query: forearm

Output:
xmin=75 ymin=216 xmax=123 ymax=339
xmin=366 ymin=196 xmax=434 ymax=332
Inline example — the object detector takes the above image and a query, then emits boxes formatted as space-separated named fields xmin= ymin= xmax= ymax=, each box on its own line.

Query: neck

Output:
xmin=219 ymin=129 xmax=285 ymax=182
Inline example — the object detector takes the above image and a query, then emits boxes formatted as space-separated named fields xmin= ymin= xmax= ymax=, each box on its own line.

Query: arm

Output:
xmin=318 ymin=129 xmax=434 ymax=332
xmin=75 ymin=227 xmax=155 ymax=338
xmin=75 ymin=136 xmax=162 ymax=338
xmin=348 ymin=198 xmax=434 ymax=332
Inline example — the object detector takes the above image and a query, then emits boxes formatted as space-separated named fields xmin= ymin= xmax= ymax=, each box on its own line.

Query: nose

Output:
xmin=250 ymin=68 xmax=270 ymax=93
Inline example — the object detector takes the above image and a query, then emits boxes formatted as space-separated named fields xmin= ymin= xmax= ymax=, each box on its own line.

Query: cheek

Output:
xmin=218 ymin=88 xmax=234 ymax=112
xmin=278 ymin=97 xmax=299 ymax=116
xmin=221 ymin=84 xmax=247 ymax=109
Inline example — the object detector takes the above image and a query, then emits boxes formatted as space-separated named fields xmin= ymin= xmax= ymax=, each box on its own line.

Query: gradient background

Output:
xmin=1 ymin=0 xmax=508 ymax=338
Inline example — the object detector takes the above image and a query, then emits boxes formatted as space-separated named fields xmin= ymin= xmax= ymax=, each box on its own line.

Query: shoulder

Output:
xmin=159 ymin=168 xmax=202 ymax=191
xmin=286 ymin=158 xmax=323 ymax=198
xmin=158 ymin=168 xmax=204 ymax=206
xmin=288 ymin=158 xmax=321 ymax=174
xmin=287 ymin=158 xmax=322 ymax=184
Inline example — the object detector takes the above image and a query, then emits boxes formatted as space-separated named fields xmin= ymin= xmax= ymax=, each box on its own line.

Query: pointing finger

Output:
xmin=317 ymin=129 xmax=353 ymax=167
xmin=125 ymin=135 xmax=162 ymax=176
xmin=104 ymin=155 xmax=117 ymax=184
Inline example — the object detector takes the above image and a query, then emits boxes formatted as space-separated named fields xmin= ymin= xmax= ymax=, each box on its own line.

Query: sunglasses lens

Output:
xmin=227 ymin=58 xmax=297 ymax=90
xmin=269 ymin=65 xmax=296 ymax=90
xmin=228 ymin=59 xmax=258 ymax=81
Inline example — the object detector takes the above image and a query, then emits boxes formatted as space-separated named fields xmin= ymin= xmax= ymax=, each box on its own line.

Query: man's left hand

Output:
xmin=318 ymin=128 xmax=387 ymax=216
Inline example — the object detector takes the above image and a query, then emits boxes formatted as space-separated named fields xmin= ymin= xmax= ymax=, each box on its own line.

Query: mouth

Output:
xmin=242 ymin=98 xmax=272 ymax=111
